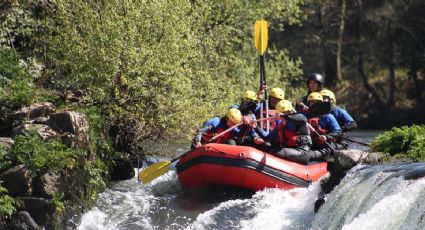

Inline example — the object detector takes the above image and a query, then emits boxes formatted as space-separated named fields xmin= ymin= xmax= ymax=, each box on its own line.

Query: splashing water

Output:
xmin=78 ymin=167 xmax=323 ymax=230
xmin=312 ymin=163 xmax=425 ymax=230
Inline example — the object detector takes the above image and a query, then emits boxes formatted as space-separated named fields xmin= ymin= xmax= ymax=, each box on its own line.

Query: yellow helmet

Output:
xmin=226 ymin=108 xmax=242 ymax=124
xmin=320 ymin=89 xmax=336 ymax=104
xmin=242 ymin=90 xmax=258 ymax=101
xmin=307 ymin=92 xmax=323 ymax=103
xmin=270 ymin=87 xmax=285 ymax=100
xmin=275 ymin=100 xmax=293 ymax=113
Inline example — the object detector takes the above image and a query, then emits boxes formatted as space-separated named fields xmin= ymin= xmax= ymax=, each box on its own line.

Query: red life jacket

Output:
xmin=277 ymin=120 xmax=287 ymax=147
xmin=308 ymin=117 xmax=328 ymax=146
xmin=201 ymin=118 xmax=232 ymax=144
xmin=278 ymin=115 xmax=311 ymax=147
xmin=308 ymin=117 xmax=327 ymax=134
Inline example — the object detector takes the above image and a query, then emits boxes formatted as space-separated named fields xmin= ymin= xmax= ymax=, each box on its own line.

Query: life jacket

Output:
xmin=201 ymin=117 xmax=232 ymax=143
xmin=277 ymin=119 xmax=287 ymax=147
xmin=277 ymin=114 xmax=311 ymax=147
xmin=308 ymin=117 xmax=327 ymax=135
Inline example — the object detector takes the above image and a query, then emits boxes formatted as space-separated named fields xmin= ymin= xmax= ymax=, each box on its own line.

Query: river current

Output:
xmin=77 ymin=130 xmax=425 ymax=230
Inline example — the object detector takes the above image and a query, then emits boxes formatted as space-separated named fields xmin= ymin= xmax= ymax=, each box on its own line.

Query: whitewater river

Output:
xmin=76 ymin=130 xmax=425 ymax=230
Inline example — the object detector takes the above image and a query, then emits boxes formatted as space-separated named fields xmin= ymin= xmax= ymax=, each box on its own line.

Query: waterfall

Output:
xmin=312 ymin=163 xmax=425 ymax=230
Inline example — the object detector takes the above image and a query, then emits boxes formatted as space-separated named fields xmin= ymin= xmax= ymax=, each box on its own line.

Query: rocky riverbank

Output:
xmin=314 ymin=149 xmax=393 ymax=212
xmin=0 ymin=103 xmax=134 ymax=229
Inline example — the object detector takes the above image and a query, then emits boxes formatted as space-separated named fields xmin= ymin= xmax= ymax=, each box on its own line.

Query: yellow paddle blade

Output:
xmin=254 ymin=20 xmax=268 ymax=55
xmin=138 ymin=161 xmax=171 ymax=184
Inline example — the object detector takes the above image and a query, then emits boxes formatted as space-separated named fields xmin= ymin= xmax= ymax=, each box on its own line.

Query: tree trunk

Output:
xmin=319 ymin=0 xmax=336 ymax=85
xmin=409 ymin=62 xmax=423 ymax=105
xmin=336 ymin=0 xmax=346 ymax=82
xmin=355 ymin=0 xmax=385 ymax=113
xmin=387 ymin=21 xmax=396 ymax=107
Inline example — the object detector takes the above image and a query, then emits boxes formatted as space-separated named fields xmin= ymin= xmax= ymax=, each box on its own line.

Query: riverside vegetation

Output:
xmin=0 ymin=0 xmax=306 ymax=228
xmin=1 ymin=0 xmax=424 ymax=229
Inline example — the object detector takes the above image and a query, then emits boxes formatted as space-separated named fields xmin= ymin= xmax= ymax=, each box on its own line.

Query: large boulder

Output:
xmin=333 ymin=150 xmax=389 ymax=170
xmin=47 ymin=112 xmax=92 ymax=152
xmin=321 ymin=150 xmax=390 ymax=195
xmin=11 ymin=124 xmax=59 ymax=141
xmin=19 ymin=197 xmax=56 ymax=227
xmin=0 ymin=165 xmax=32 ymax=197
xmin=7 ymin=211 xmax=42 ymax=230
xmin=32 ymin=171 xmax=64 ymax=198
xmin=0 ymin=103 xmax=56 ymax=132
xmin=110 ymin=157 xmax=135 ymax=180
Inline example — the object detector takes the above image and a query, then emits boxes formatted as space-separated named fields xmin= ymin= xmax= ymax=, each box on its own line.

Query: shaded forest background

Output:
xmin=277 ymin=0 xmax=425 ymax=128
xmin=1 ymin=0 xmax=425 ymax=153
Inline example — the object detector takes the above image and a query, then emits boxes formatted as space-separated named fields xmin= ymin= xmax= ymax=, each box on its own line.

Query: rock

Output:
xmin=334 ymin=150 xmax=389 ymax=171
xmin=19 ymin=197 xmax=55 ymax=227
xmin=32 ymin=117 xmax=49 ymax=125
xmin=1 ymin=103 xmax=55 ymax=131
xmin=48 ymin=112 xmax=91 ymax=150
xmin=32 ymin=171 xmax=63 ymax=198
xmin=0 ymin=165 xmax=32 ymax=197
xmin=0 ymin=137 xmax=14 ymax=149
xmin=320 ymin=150 xmax=391 ymax=196
xmin=110 ymin=157 xmax=135 ymax=180
xmin=11 ymin=124 xmax=59 ymax=141
xmin=48 ymin=111 xmax=88 ymax=135
xmin=8 ymin=211 xmax=42 ymax=230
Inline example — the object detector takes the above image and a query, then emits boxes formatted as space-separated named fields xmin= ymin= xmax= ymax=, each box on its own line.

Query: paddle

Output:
xmin=307 ymin=123 xmax=336 ymax=153
xmin=254 ymin=20 xmax=269 ymax=131
xmin=138 ymin=153 xmax=186 ymax=184
xmin=138 ymin=102 xmax=331 ymax=183
xmin=334 ymin=135 xmax=370 ymax=147
xmin=210 ymin=102 xmax=330 ymax=143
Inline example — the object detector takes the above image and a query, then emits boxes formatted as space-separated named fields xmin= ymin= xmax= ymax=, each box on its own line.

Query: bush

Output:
xmin=371 ymin=125 xmax=425 ymax=161
xmin=0 ymin=146 xmax=12 ymax=172
xmin=0 ymin=48 xmax=56 ymax=120
xmin=0 ymin=48 xmax=34 ymax=119
xmin=10 ymin=130 xmax=86 ymax=177
xmin=0 ymin=183 xmax=18 ymax=218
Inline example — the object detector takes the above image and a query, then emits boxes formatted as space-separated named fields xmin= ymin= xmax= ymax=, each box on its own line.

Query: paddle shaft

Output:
xmin=307 ymin=123 xmax=335 ymax=152
xmin=260 ymin=55 xmax=270 ymax=132
xmin=210 ymin=102 xmax=330 ymax=144
xmin=337 ymin=135 xmax=370 ymax=146
xmin=208 ymin=117 xmax=273 ymax=143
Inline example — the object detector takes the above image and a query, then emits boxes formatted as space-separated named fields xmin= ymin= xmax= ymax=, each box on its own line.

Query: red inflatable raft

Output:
xmin=176 ymin=143 xmax=328 ymax=191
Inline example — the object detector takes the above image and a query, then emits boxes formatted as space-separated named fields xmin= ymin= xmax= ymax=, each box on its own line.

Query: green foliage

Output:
xmin=85 ymin=160 xmax=106 ymax=204
xmin=0 ymin=48 xmax=34 ymax=118
xmin=0 ymin=183 xmax=18 ymax=218
xmin=10 ymin=130 xmax=86 ymax=177
xmin=52 ymin=192 xmax=65 ymax=213
xmin=0 ymin=48 xmax=56 ymax=120
xmin=33 ymin=0 xmax=305 ymax=143
xmin=371 ymin=125 xmax=425 ymax=161
xmin=0 ymin=146 xmax=12 ymax=172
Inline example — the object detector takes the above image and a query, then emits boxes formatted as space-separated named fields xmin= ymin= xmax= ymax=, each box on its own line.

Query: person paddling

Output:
xmin=230 ymin=90 xmax=261 ymax=115
xmin=191 ymin=108 xmax=242 ymax=149
xmin=320 ymin=89 xmax=357 ymax=132
xmin=259 ymin=100 xmax=313 ymax=164
xmin=256 ymin=87 xmax=285 ymax=129
xmin=306 ymin=92 xmax=342 ymax=161
xmin=295 ymin=73 xmax=325 ymax=112
xmin=228 ymin=91 xmax=266 ymax=146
